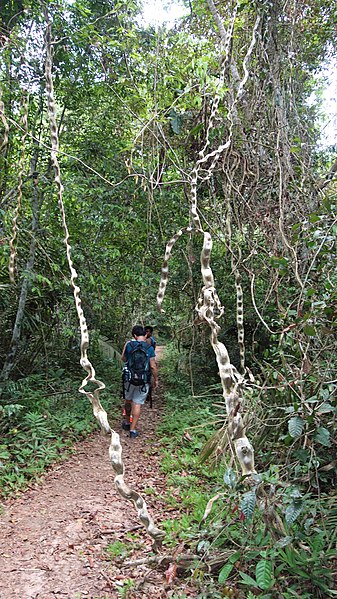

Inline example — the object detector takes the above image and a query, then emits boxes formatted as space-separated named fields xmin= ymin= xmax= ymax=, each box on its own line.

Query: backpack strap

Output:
xmin=128 ymin=340 xmax=139 ymax=355
xmin=132 ymin=340 xmax=148 ymax=351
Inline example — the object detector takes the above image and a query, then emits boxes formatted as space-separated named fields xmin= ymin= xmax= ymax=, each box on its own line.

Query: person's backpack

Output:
xmin=127 ymin=341 xmax=150 ymax=387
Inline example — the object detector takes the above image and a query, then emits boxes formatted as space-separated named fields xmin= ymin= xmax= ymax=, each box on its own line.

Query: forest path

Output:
xmin=0 ymin=346 xmax=185 ymax=599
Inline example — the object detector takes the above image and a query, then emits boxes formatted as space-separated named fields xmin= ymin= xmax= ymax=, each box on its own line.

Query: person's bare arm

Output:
xmin=150 ymin=357 xmax=158 ymax=389
xmin=121 ymin=342 xmax=128 ymax=362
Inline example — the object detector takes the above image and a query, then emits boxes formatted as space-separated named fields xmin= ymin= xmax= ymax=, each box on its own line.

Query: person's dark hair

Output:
xmin=144 ymin=325 xmax=153 ymax=334
xmin=132 ymin=325 xmax=145 ymax=337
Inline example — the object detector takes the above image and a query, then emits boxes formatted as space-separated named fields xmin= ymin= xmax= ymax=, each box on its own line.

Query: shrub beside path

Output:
xmin=0 ymin=346 xmax=192 ymax=598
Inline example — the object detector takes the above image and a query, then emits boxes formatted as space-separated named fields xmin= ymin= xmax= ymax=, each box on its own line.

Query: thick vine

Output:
xmin=157 ymin=3 xmax=260 ymax=477
xmin=43 ymin=5 xmax=164 ymax=550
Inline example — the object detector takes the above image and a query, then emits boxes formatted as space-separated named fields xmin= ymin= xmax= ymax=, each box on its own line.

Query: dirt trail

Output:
xmin=0 ymin=346 xmax=185 ymax=599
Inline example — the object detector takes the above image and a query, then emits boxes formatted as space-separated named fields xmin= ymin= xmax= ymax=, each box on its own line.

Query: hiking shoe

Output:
xmin=122 ymin=421 xmax=130 ymax=431
xmin=130 ymin=430 xmax=139 ymax=438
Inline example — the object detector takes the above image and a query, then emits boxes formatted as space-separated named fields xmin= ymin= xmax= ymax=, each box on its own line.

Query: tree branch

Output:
xmin=318 ymin=157 xmax=337 ymax=190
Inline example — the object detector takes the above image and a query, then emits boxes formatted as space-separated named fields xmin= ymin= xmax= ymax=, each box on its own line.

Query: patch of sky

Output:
xmin=140 ymin=0 xmax=189 ymax=29
xmin=307 ymin=56 xmax=337 ymax=148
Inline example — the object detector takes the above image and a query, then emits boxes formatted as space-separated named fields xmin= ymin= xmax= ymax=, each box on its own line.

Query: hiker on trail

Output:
xmin=121 ymin=325 xmax=158 ymax=438
xmin=144 ymin=325 xmax=156 ymax=408
xmin=144 ymin=325 xmax=156 ymax=351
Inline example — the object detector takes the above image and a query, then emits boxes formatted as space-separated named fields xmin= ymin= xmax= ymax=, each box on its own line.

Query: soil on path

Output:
xmin=0 ymin=347 xmax=194 ymax=599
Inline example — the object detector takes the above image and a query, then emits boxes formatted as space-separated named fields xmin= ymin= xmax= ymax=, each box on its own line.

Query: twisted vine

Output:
xmin=156 ymin=4 xmax=260 ymax=476
xmin=224 ymin=195 xmax=245 ymax=373
xmin=0 ymin=88 xmax=9 ymax=154
xmin=43 ymin=6 xmax=164 ymax=550
xmin=157 ymin=226 xmax=193 ymax=312
xmin=197 ymin=232 xmax=255 ymax=475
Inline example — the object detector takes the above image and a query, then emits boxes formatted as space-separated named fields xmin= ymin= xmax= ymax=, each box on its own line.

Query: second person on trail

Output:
xmin=144 ymin=325 xmax=156 ymax=351
xmin=144 ymin=325 xmax=156 ymax=408
xmin=121 ymin=325 xmax=158 ymax=439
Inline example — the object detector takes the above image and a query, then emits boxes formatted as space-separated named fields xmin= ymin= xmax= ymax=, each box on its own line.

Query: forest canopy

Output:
xmin=0 ymin=0 xmax=336 ymax=595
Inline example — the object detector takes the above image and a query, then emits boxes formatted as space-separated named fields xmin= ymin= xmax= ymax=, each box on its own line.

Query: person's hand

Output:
xmin=153 ymin=379 xmax=159 ymax=390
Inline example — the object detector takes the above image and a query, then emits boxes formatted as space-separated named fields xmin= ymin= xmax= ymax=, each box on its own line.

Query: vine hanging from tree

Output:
xmin=157 ymin=0 xmax=261 ymax=478
xmin=43 ymin=5 xmax=164 ymax=551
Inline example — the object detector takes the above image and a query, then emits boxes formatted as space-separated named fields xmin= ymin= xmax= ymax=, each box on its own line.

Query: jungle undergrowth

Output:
xmin=0 ymin=356 xmax=121 ymax=498
xmin=155 ymin=343 xmax=337 ymax=598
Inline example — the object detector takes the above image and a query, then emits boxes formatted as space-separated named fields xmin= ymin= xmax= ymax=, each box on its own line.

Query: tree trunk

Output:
xmin=0 ymin=154 xmax=41 ymax=382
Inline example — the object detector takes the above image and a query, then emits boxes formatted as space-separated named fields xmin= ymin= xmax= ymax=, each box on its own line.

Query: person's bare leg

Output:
xmin=124 ymin=400 xmax=132 ymax=423
xmin=130 ymin=402 xmax=141 ymax=431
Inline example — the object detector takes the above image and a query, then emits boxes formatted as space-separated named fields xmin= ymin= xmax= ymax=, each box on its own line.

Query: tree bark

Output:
xmin=0 ymin=152 xmax=41 ymax=382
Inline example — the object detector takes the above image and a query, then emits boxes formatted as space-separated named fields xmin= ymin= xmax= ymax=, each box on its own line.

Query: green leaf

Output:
xmin=255 ymin=559 xmax=273 ymax=590
xmin=0 ymin=446 xmax=11 ymax=461
xmin=318 ymin=403 xmax=334 ymax=413
xmin=269 ymin=255 xmax=289 ymax=268
xmin=229 ymin=551 xmax=241 ymax=563
xmin=189 ymin=123 xmax=203 ymax=137
xmin=240 ymin=491 xmax=256 ymax=520
xmin=274 ymin=536 xmax=293 ymax=548
xmin=169 ymin=109 xmax=183 ymax=134
xmin=218 ymin=562 xmax=234 ymax=583
xmin=288 ymin=416 xmax=304 ymax=438
xmin=303 ymin=324 xmax=316 ymax=336
xmin=315 ymin=427 xmax=331 ymax=447
xmin=305 ymin=288 xmax=316 ymax=297
xmin=223 ymin=468 xmax=237 ymax=489
xmin=238 ymin=572 xmax=259 ymax=588
xmin=285 ymin=500 xmax=303 ymax=525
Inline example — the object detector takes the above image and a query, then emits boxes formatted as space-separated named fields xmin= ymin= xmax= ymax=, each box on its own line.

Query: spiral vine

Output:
xmin=156 ymin=3 xmax=260 ymax=476
xmin=0 ymin=88 xmax=9 ymax=154
xmin=43 ymin=6 xmax=164 ymax=550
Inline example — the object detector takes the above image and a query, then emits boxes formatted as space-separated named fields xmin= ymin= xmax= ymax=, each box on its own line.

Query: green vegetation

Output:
xmin=106 ymin=540 xmax=131 ymax=560
xmin=0 ymin=0 xmax=336 ymax=595
xmin=0 ymin=357 xmax=120 ymax=496
xmin=156 ymin=346 xmax=336 ymax=597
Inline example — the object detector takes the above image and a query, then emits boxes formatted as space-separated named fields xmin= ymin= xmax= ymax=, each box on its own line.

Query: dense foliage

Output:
xmin=0 ymin=0 xmax=336 ymax=595
xmin=156 ymin=345 xmax=337 ymax=598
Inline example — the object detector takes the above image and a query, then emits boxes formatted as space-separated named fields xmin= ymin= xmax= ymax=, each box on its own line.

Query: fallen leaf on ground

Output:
xmin=165 ymin=562 xmax=177 ymax=584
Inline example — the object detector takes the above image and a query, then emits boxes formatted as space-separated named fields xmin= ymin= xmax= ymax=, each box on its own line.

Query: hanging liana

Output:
xmin=0 ymin=87 xmax=9 ymax=154
xmin=43 ymin=5 xmax=164 ymax=550
xmin=157 ymin=2 xmax=260 ymax=478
